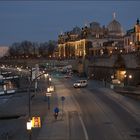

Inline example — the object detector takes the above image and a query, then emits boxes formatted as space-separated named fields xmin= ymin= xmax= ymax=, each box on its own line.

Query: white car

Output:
xmin=112 ymin=79 xmax=121 ymax=85
xmin=73 ymin=80 xmax=88 ymax=88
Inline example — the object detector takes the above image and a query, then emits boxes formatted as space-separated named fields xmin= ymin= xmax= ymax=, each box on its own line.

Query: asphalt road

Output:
xmin=0 ymin=71 xmax=140 ymax=140
xmin=62 ymin=77 xmax=140 ymax=140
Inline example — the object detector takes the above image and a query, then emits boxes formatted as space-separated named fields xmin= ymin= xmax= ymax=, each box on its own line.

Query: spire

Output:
xmin=113 ymin=12 xmax=116 ymax=20
xmin=136 ymin=18 xmax=139 ymax=25
xmin=60 ymin=31 xmax=63 ymax=35
xmin=84 ymin=20 xmax=88 ymax=27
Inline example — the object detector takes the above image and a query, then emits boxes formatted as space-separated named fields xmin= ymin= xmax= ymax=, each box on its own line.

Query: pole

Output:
xmin=48 ymin=96 xmax=50 ymax=110
xmin=29 ymin=130 xmax=32 ymax=140
xmin=62 ymin=101 xmax=64 ymax=119
xmin=61 ymin=96 xmax=65 ymax=119
xmin=28 ymin=87 xmax=31 ymax=120
xmin=27 ymin=70 xmax=46 ymax=140
xmin=35 ymin=80 xmax=37 ymax=94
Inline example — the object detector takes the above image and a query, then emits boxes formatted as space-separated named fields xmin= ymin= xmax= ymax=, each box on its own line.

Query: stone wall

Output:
xmin=87 ymin=53 xmax=140 ymax=86
xmin=0 ymin=53 xmax=140 ymax=85
xmin=88 ymin=53 xmax=139 ymax=68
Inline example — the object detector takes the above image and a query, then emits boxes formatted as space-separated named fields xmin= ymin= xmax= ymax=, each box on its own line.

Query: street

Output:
xmin=0 ymin=72 xmax=140 ymax=140
xmin=62 ymin=77 xmax=140 ymax=140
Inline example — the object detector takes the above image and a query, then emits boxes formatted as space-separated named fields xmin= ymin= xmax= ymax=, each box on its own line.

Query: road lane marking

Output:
xmin=78 ymin=115 xmax=89 ymax=140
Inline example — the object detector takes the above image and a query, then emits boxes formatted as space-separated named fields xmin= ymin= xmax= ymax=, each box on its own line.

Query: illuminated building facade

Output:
xmin=57 ymin=26 xmax=91 ymax=59
xmin=124 ymin=18 xmax=140 ymax=52
xmin=57 ymin=13 xmax=124 ymax=59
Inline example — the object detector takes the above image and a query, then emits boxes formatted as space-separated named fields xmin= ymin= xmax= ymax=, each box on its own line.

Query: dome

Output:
xmin=72 ymin=26 xmax=81 ymax=34
xmin=90 ymin=21 xmax=102 ymax=33
xmin=107 ymin=19 xmax=123 ymax=33
xmin=90 ymin=22 xmax=100 ymax=29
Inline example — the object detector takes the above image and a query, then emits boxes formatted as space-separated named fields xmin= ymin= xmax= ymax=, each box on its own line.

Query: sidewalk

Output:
xmin=37 ymin=110 xmax=68 ymax=140
xmin=37 ymin=77 xmax=83 ymax=140
xmin=37 ymin=77 xmax=140 ymax=140
xmin=37 ymin=79 xmax=68 ymax=140
xmin=37 ymin=78 xmax=85 ymax=140
xmin=98 ymin=87 xmax=140 ymax=122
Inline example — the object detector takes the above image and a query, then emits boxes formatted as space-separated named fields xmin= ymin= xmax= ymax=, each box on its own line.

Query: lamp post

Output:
xmin=49 ymin=77 xmax=52 ymax=86
xmin=46 ymin=87 xmax=51 ymax=110
xmin=26 ymin=120 xmax=32 ymax=140
xmin=27 ymin=71 xmax=46 ymax=140
xmin=128 ymin=74 xmax=132 ymax=86
xmin=124 ymin=74 xmax=132 ymax=86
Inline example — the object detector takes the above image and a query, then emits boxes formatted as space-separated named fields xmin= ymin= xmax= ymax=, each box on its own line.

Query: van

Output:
xmin=73 ymin=80 xmax=88 ymax=88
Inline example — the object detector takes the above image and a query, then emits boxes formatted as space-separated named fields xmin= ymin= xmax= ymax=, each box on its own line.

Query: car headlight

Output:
xmin=118 ymin=81 xmax=121 ymax=84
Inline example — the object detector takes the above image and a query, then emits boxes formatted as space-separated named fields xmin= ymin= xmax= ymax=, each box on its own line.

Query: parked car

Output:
xmin=64 ymin=75 xmax=72 ymax=79
xmin=73 ymin=80 xmax=88 ymax=88
xmin=112 ymin=79 xmax=121 ymax=85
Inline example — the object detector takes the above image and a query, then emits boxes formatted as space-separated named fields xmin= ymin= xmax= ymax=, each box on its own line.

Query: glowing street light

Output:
xmin=111 ymin=75 xmax=114 ymax=79
xmin=49 ymin=77 xmax=52 ymax=82
xmin=26 ymin=120 xmax=32 ymax=130
xmin=46 ymin=86 xmax=52 ymax=110
xmin=47 ymin=87 xmax=50 ymax=92
xmin=129 ymin=75 xmax=132 ymax=79
xmin=44 ymin=73 xmax=48 ymax=78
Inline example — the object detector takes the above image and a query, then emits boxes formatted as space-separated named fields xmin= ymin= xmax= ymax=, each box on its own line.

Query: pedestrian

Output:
xmin=54 ymin=107 xmax=59 ymax=120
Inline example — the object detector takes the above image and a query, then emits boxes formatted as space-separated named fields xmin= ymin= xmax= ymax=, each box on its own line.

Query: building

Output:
xmin=89 ymin=13 xmax=124 ymax=56
xmin=124 ymin=18 xmax=140 ymax=52
xmin=0 ymin=46 xmax=9 ymax=58
xmin=57 ymin=13 xmax=124 ymax=59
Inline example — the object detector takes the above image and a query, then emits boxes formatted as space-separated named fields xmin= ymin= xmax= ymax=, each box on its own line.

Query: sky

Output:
xmin=0 ymin=1 xmax=140 ymax=46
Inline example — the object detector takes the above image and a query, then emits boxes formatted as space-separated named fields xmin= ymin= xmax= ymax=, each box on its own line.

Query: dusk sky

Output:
xmin=0 ymin=1 xmax=140 ymax=46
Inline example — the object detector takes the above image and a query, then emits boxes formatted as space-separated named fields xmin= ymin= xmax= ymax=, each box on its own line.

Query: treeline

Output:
xmin=7 ymin=40 xmax=57 ymax=59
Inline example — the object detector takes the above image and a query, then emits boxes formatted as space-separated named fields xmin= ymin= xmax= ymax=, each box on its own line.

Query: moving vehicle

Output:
xmin=73 ymin=80 xmax=88 ymax=88
xmin=112 ymin=79 xmax=121 ymax=85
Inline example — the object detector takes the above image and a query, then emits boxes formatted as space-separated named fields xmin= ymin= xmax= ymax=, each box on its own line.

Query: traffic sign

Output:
xmin=46 ymin=92 xmax=52 ymax=97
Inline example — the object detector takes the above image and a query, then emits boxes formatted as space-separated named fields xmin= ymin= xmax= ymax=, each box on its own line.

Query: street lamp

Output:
xmin=27 ymin=71 xmax=46 ymax=140
xmin=128 ymin=74 xmax=132 ymax=85
xmin=26 ymin=120 xmax=32 ymax=130
xmin=28 ymin=71 xmax=47 ymax=118
xmin=129 ymin=75 xmax=132 ymax=79
xmin=111 ymin=75 xmax=114 ymax=79
xmin=44 ymin=73 xmax=48 ymax=78
xmin=49 ymin=77 xmax=51 ymax=82
xmin=124 ymin=74 xmax=133 ymax=86
xmin=46 ymin=87 xmax=52 ymax=110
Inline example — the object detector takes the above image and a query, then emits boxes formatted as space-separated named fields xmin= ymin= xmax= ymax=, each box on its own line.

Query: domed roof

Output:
xmin=107 ymin=19 xmax=123 ymax=33
xmin=72 ymin=26 xmax=81 ymax=34
xmin=107 ymin=13 xmax=123 ymax=36
xmin=90 ymin=22 xmax=100 ymax=29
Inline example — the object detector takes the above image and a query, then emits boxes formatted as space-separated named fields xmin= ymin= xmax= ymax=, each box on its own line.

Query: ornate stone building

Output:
xmin=124 ymin=18 xmax=140 ymax=52
xmin=56 ymin=26 xmax=91 ymax=59
xmin=57 ymin=13 xmax=124 ymax=59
